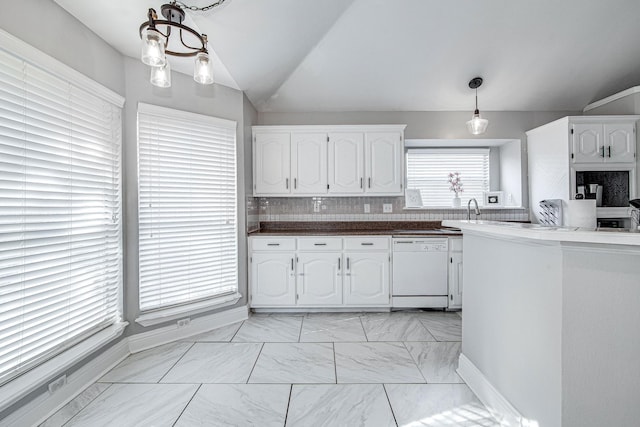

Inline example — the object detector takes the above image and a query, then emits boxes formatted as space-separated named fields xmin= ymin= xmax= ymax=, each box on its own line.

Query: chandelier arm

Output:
xmin=140 ymin=20 xmax=207 ymax=57
xmin=174 ymin=0 xmax=228 ymax=12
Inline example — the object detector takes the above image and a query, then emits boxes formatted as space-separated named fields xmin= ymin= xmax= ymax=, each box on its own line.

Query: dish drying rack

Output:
xmin=539 ymin=200 xmax=563 ymax=226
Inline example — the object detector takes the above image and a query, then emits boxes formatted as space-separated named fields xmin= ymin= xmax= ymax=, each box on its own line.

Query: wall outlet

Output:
xmin=177 ymin=318 xmax=191 ymax=328
xmin=383 ymin=203 xmax=393 ymax=213
xmin=363 ymin=204 xmax=370 ymax=213
xmin=313 ymin=202 xmax=320 ymax=212
xmin=48 ymin=374 xmax=67 ymax=394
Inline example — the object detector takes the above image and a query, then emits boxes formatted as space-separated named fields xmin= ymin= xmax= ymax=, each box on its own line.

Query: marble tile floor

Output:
xmin=41 ymin=311 xmax=498 ymax=427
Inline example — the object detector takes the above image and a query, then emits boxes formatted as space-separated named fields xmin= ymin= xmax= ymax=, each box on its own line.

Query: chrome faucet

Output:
xmin=467 ymin=198 xmax=481 ymax=220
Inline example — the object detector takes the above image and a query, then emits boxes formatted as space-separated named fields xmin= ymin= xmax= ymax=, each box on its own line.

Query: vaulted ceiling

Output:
xmin=55 ymin=0 xmax=640 ymax=113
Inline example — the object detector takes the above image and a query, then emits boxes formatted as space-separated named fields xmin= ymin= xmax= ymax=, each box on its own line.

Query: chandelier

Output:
xmin=139 ymin=1 xmax=227 ymax=87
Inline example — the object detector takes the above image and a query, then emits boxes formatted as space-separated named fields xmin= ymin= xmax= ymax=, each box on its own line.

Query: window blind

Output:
xmin=0 ymin=49 xmax=123 ymax=384
xmin=406 ymin=148 xmax=490 ymax=206
xmin=137 ymin=103 xmax=238 ymax=312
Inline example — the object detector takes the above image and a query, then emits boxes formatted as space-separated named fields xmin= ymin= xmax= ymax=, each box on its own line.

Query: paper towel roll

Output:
xmin=567 ymin=200 xmax=597 ymax=228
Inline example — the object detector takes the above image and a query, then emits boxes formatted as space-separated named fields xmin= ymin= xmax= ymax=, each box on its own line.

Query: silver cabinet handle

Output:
xmin=294 ymin=178 xmax=297 ymax=189
xmin=346 ymin=257 xmax=350 ymax=270
xmin=291 ymin=258 xmax=294 ymax=271
xmin=314 ymin=243 xmax=327 ymax=246
xmin=361 ymin=242 xmax=374 ymax=246
xmin=360 ymin=178 xmax=363 ymax=188
xmin=338 ymin=258 xmax=341 ymax=270
xmin=267 ymin=243 xmax=280 ymax=246
xmin=368 ymin=177 xmax=371 ymax=188
xmin=607 ymin=146 xmax=611 ymax=157
xmin=286 ymin=178 xmax=289 ymax=189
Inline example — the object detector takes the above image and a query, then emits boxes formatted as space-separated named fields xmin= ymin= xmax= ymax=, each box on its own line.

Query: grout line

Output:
xmin=283 ymin=384 xmax=294 ymax=426
xmin=382 ymin=384 xmax=399 ymax=427
xmin=297 ymin=317 xmax=304 ymax=342
xmin=157 ymin=342 xmax=196 ymax=383
xmin=228 ymin=320 xmax=245 ymax=342
xmin=245 ymin=342 xmax=265 ymax=384
xmin=59 ymin=383 xmax=114 ymax=427
xmin=358 ymin=315 xmax=370 ymax=342
xmin=171 ymin=383 xmax=202 ymax=427
xmin=332 ymin=343 xmax=337 ymax=384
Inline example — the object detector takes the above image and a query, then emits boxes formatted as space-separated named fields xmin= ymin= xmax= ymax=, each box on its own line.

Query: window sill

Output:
xmin=0 ymin=321 xmax=128 ymax=412
xmin=135 ymin=293 xmax=243 ymax=327
xmin=403 ymin=206 xmax=527 ymax=211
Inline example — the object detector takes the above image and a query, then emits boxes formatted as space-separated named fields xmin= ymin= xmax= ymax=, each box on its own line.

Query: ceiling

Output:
xmin=54 ymin=0 xmax=640 ymax=113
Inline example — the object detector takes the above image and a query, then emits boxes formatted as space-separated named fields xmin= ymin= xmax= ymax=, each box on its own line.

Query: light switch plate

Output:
xmin=383 ymin=203 xmax=392 ymax=213
xmin=364 ymin=204 xmax=370 ymax=213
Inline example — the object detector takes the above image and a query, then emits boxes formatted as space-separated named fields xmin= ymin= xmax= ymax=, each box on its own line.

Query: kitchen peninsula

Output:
xmin=442 ymin=220 xmax=640 ymax=427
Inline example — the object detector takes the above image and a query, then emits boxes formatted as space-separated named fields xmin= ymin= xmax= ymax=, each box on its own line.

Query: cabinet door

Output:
xmin=297 ymin=253 xmax=342 ymax=305
xmin=448 ymin=251 xmax=463 ymax=309
xmin=365 ymin=132 xmax=403 ymax=194
xmin=328 ymin=133 xmax=364 ymax=194
xmin=254 ymin=133 xmax=291 ymax=194
xmin=344 ymin=252 xmax=390 ymax=305
xmin=291 ymin=133 xmax=328 ymax=194
xmin=604 ymin=123 xmax=636 ymax=163
xmin=250 ymin=253 xmax=296 ymax=306
xmin=572 ymin=124 xmax=604 ymax=163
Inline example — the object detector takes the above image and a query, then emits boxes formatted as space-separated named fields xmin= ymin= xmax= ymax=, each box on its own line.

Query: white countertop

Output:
xmin=442 ymin=220 xmax=640 ymax=246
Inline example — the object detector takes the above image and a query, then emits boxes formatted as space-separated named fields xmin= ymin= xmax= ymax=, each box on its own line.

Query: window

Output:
xmin=137 ymin=103 xmax=238 ymax=313
xmin=406 ymin=148 xmax=490 ymax=206
xmin=0 ymin=48 xmax=123 ymax=384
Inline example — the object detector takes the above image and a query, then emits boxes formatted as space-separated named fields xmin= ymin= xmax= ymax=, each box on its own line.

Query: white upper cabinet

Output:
xmin=254 ymin=132 xmax=291 ymax=194
xmin=604 ymin=123 xmax=635 ymax=163
xmin=253 ymin=125 xmax=405 ymax=197
xmin=571 ymin=120 xmax=636 ymax=164
xmin=291 ymin=133 xmax=328 ymax=194
xmin=328 ymin=132 xmax=364 ymax=194
xmin=365 ymin=131 xmax=403 ymax=194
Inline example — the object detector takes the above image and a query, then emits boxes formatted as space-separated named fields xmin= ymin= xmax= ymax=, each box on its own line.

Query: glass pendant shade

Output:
xmin=141 ymin=28 xmax=166 ymax=67
xmin=150 ymin=61 xmax=171 ymax=88
xmin=193 ymin=52 xmax=214 ymax=84
xmin=466 ymin=110 xmax=489 ymax=135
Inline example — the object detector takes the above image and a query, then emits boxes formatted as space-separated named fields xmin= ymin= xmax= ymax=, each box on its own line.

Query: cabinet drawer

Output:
xmin=449 ymin=237 xmax=463 ymax=252
xmin=344 ymin=237 xmax=389 ymax=250
xmin=251 ymin=237 xmax=296 ymax=251
xmin=297 ymin=237 xmax=342 ymax=251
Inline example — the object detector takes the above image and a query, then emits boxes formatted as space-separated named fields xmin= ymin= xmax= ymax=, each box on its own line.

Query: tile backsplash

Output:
xmin=254 ymin=197 xmax=529 ymax=223
xmin=247 ymin=196 xmax=260 ymax=232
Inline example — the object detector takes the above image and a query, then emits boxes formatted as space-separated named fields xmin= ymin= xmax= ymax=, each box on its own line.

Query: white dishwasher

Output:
xmin=392 ymin=238 xmax=449 ymax=308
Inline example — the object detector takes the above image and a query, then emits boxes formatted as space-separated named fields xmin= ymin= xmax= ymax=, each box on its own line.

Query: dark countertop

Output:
xmin=247 ymin=221 xmax=463 ymax=237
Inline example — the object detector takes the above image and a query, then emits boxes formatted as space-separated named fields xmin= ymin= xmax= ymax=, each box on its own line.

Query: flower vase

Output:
xmin=452 ymin=195 xmax=461 ymax=208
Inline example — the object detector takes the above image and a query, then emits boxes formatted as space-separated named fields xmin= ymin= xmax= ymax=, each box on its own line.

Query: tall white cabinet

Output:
xmin=253 ymin=125 xmax=405 ymax=197
xmin=527 ymin=115 xmax=639 ymax=223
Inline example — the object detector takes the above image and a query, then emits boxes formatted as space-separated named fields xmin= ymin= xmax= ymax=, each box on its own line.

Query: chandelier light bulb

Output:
xmin=141 ymin=28 xmax=166 ymax=67
xmin=193 ymin=52 xmax=214 ymax=85
xmin=150 ymin=61 xmax=171 ymax=88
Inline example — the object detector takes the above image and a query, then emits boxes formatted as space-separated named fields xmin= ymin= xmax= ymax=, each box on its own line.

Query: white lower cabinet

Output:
xmin=249 ymin=236 xmax=391 ymax=308
xmin=344 ymin=252 xmax=390 ymax=305
xmin=448 ymin=238 xmax=463 ymax=309
xmin=296 ymin=253 xmax=342 ymax=305
xmin=250 ymin=252 xmax=296 ymax=306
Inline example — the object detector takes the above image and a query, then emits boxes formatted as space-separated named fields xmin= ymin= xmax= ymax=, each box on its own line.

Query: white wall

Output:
xmin=462 ymin=233 xmax=563 ymax=427
xmin=0 ymin=0 xmax=124 ymax=95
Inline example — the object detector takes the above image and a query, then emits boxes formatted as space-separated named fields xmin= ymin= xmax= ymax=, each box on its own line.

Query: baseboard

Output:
xmin=128 ymin=305 xmax=249 ymax=353
xmin=457 ymin=353 xmax=524 ymax=427
xmin=0 ymin=339 xmax=130 ymax=427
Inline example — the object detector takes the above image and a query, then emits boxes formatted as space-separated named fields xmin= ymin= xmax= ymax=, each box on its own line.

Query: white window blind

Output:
xmin=137 ymin=103 xmax=238 ymax=312
xmin=406 ymin=148 xmax=490 ymax=206
xmin=0 ymin=49 xmax=123 ymax=385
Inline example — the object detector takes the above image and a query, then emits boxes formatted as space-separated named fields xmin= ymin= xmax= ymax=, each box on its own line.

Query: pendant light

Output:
xmin=466 ymin=77 xmax=489 ymax=135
